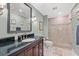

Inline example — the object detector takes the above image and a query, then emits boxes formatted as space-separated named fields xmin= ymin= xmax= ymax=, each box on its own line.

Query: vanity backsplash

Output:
xmin=0 ymin=37 xmax=15 ymax=47
xmin=0 ymin=33 xmax=35 ymax=47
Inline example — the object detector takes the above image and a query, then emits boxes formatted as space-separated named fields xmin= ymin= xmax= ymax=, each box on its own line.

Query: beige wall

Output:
xmin=48 ymin=15 xmax=73 ymax=49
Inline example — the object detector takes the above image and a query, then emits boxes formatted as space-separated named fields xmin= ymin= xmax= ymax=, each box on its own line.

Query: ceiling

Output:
xmin=31 ymin=3 xmax=75 ymax=18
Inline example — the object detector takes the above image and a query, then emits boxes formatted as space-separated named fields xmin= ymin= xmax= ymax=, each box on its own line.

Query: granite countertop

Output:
xmin=0 ymin=38 xmax=37 ymax=56
xmin=6 ymin=42 xmax=31 ymax=56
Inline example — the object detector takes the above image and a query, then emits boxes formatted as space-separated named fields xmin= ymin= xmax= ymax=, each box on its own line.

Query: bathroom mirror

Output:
xmin=7 ymin=3 xmax=32 ymax=33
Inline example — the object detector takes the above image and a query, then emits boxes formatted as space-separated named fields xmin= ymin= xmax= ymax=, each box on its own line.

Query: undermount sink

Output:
xmin=22 ymin=38 xmax=35 ymax=42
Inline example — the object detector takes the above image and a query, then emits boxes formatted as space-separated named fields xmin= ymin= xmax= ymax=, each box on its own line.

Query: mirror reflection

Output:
xmin=7 ymin=3 xmax=32 ymax=33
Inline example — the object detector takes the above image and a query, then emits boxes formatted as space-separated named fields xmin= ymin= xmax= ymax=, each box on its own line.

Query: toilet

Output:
xmin=43 ymin=37 xmax=53 ymax=49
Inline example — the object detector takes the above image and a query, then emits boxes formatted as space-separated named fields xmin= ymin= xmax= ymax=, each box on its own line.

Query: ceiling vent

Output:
xmin=52 ymin=7 xmax=57 ymax=10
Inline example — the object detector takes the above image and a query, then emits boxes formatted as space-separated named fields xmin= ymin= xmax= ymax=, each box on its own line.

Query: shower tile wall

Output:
xmin=48 ymin=16 xmax=73 ymax=49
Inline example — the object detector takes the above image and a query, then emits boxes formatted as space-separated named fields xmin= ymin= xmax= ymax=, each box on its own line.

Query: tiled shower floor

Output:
xmin=44 ymin=46 xmax=77 ymax=56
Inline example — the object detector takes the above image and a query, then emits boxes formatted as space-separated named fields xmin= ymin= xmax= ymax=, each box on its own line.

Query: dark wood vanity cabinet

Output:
xmin=25 ymin=49 xmax=33 ymax=56
xmin=16 ymin=51 xmax=25 ymax=56
xmin=9 ymin=39 xmax=43 ymax=56
xmin=38 ymin=43 xmax=43 ymax=56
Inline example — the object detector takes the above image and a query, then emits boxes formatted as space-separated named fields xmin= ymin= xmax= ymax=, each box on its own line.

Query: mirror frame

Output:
xmin=7 ymin=3 xmax=32 ymax=33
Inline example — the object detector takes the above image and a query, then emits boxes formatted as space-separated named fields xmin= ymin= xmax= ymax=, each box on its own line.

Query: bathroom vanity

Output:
xmin=0 ymin=36 xmax=43 ymax=56
xmin=9 ymin=38 xmax=43 ymax=56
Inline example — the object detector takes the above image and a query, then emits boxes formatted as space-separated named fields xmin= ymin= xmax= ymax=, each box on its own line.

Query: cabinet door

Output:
xmin=25 ymin=49 xmax=33 ymax=56
xmin=38 ymin=43 xmax=43 ymax=56
xmin=35 ymin=45 xmax=39 ymax=56
xmin=32 ymin=45 xmax=39 ymax=56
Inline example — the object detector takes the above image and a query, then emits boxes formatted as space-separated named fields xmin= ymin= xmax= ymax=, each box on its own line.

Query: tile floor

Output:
xmin=44 ymin=46 xmax=77 ymax=56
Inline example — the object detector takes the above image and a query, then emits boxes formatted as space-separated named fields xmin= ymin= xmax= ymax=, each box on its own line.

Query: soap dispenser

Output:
xmin=15 ymin=34 xmax=18 ymax=47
